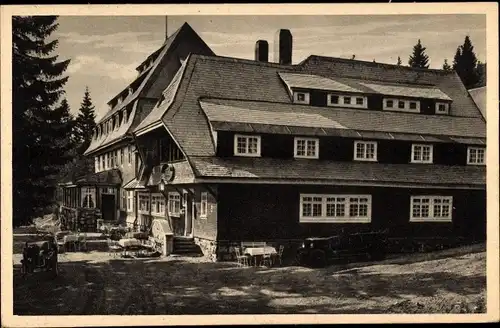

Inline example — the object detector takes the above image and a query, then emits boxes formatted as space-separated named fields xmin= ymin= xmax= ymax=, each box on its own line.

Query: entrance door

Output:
xmin=101 ymin=194 xmax=115 ymax=221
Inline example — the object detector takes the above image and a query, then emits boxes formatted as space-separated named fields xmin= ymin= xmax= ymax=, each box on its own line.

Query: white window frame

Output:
xmin=127 ymin=191 xmax=134 ymax=212
xmin=354 ymin=141 xmax=378 ymax=162
xmin=327 ymin=94 xmax=368 ymax=109
xmin=299 ymin=194 xmax=372 ymax=223
xmin=82 ymin=187 xmax=95 ymax=209
xmin=467 ymin=146 xmax=486 ymax=165
xmin=383 ymin=98 xmax=420 ymax=113
xmin=435 ymin=102 xmax=450 ymax=115
xmin=138 ymin=193 xmax=150 ymax=214
xmin=200 ymin=192 xmax=208 ymax=219
xmin=234 ymin=134 xmax=261 ymax=157
xmin=294 ymin=137 xmax=319 ymax=159
xmin=293 ymin=91 xmax=310 ymax=104
xmin=411 ymin=144 xmax=433 ymax=164
xmin=121 ymin=189 xmax=127 ymax=210
xmin=95 ymin=156 xmax=99 ymax=172
xmin=410 ymin=196 xmax=453 ymax=222
xmin=168 ymin=192 xmax=181 ymax=217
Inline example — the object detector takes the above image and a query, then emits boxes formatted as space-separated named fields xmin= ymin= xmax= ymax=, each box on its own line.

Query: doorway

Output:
xmin=184 ymin=191 xmax=193 ymax=237
xmin=101 ymin=194 xmax=116 ymax=221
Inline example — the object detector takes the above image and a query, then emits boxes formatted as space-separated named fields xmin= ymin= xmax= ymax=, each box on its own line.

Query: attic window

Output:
xmin=330 ymin=95 xmax=339 ymax=104
xmin=386 ymin=100 xmax=394 ymax=108
xmin=398 ymin=101 xmax=405 ymax=109
xmin=293 ymin=91 xmax=310 ymax=104
xmin=343 ymin=97 xmax=351 ymax=105
xmin=356 ymin=97 xmax=364 ymax=105
xmin=436 ymin=102 xmax=450 ymax=115
xmin=384 ymin=98 xmax=420 ymax=113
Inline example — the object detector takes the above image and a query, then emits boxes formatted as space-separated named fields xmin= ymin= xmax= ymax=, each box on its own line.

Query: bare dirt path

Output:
xmin=12 ymin=244 xmax=486 ymax=314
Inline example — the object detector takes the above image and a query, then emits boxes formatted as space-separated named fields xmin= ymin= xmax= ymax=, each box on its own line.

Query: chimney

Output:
xmin=274 ymin=29 xmax=292 ymax=65
xmin=165 ymin=16 xmax=168 ymax=41
xmin=255 ymin=40 xmax=269 ymax=62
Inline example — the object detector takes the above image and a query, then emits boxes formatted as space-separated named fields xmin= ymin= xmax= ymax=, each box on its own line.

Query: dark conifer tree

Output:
xmin=442 ymin=59 xmax=452 ymax=71
xmin=74 ymin=86 xmax=97 ymax=155
xmin=453 ymin=36 xmax=480 ymax=89
xmin=12 ymin=15 xmax=71 ymax=226
xmin=408 ymin=39 xmax=430 ymax=69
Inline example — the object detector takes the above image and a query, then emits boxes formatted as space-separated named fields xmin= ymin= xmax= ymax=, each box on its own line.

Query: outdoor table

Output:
xmin=243 ymin=246 xmax=277 ymax=266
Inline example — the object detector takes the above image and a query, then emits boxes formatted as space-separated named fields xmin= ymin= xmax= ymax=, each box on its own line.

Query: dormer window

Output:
xmin=354 ymin=141 xmax=377 ymax=162
xmin=411 ymin=144 xmax=433 ymax=164
xmin=384 ymin=98 xmax=420 ymax=113
xmin=355 ymin=97 xmax=364 ymax=105
xmin=436 ymin=102 xmax=450 ymax=115
xmin=343 ymin=97 xmax=351 ymax=105
xmin=330 ymin=95 xmax=339 ymax=105
xmin=467 ymin=147 xmax=485 ymax=165
xmin=234 ymin=134 xmax=261 ymax=157
xmin=328 ymin=94 xmax=368 ymax=109
xmin=294 ymin=137 xmax=319 ymax=159
xmin=293 ymin=91 xmax=310 ymax=104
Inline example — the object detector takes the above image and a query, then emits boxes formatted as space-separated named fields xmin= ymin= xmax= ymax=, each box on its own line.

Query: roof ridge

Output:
xmin=304 ymin=55 xmax=454 ymax=75
xmin=189 ymin=53 xmax=297 ymax=69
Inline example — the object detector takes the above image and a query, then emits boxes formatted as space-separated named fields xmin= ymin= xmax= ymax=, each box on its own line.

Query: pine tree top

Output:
xmin=408 ymin=39 xmax=430 ymax=69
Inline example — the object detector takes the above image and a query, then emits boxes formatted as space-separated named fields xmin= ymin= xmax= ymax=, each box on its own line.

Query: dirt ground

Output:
xmin=12 ymin=243 xmax=486 ymax=315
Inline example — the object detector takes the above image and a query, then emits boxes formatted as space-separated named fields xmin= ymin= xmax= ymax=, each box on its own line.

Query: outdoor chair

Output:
xmin=107 ymin=238 xmax=122 ymax=257
xmin=234 ymin=247 xmax=249 ymax=267
xmin=261 ymin=251 xmax=273 ymax=267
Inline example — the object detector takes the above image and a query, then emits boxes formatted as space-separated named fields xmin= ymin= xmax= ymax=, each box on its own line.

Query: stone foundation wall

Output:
xmin=194 ymin=237 xmax=218 ymax=262
xmin=60 ymin=206 xmax=102 ymax=232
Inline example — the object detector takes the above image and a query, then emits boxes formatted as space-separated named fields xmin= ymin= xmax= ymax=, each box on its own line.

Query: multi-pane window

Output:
xmin=384 ymin=98 xmax=420 ymax=112
xmin=82 ymin=187 xmax=95 ymax=208
xmin=411 ymin=144 xmax=433 ymax=163
xmin=127 ymin=191 xmax=134 ymax=212
xmin=128 ymin=145 xmax=132 ymax=164
xmin=120 ymin=148 xmax=124 ymax=166
xmin=200 ymin=192 xmax=208 ymax=218
xmin=354 ymin=141 xmax=377 ymax=161
xmin=138 ymin=193 xmax=150 ymax=213
xmin=294 ymin=137 xmax=319 ymax=159
xmin=234 ymin=134 xmax=261 ymax=157
xmin=356 ymin=97 xmax=364 ymax=105
xmin=330 ymin=95 xmax=339 ymax=104
xmin=467 ymin=147 xmax=485 ymax=165
xmin=101 ymin=155 xmax=105 ymax=171
xmin=410 ymin=196 xmax=453 ymax=222
xmin=114 ymin=150 xmax=118 ymax=167
xmin=343 ymin=97 xmax=351 ymax=105
xmin=168 ymin=192 xmax=181 ymax=216
xmin=95 ymin=157 xmax=99 ymax=172
xmin=106 ymin=153 xmax=110 ymax=169
xmin=328 ymin=94 xmax=367 ymax=108
xmin=300 ymin=194 xmax=371 ymax=223
xmin=151 ymin=194 xmax=165 ymax=216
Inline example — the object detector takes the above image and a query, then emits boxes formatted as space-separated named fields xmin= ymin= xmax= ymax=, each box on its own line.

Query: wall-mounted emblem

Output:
xmin=160 ymin=163 xmax=175 ymax=183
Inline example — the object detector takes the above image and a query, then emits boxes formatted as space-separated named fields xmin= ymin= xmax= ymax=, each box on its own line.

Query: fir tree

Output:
xmin=475 ymin=61 xmax=486 ymax=88
xmin=442 ymin=59 xmax=452 ymax=71
xmin=12 ymin=16 xmax=71 ymax=226
xmin=74 ymin=86 xmax=97 ymax=155
xmin=453 ymin=36 xmax=480 ymax=89
xmin=408 ymin=39 xmax=430 ymax=69
xmin=397 ymin=56 xmax=402 ymax=66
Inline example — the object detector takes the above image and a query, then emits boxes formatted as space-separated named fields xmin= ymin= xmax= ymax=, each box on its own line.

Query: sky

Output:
xmin=52 ymin=15 xmax=486 ymax=121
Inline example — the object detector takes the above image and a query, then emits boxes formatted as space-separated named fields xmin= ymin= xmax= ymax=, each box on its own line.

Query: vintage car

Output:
xmin=20 ymin=233 xmax=59 ymax=278
xmin=296 ymin=230 xmax=388 ymax=267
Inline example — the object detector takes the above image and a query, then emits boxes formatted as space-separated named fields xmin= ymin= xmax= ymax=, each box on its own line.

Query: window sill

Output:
xmin=354 ymin=158 xmax=378 ymax=162
xmin=294 ymin=156 xmax=319 ymax=159
xmin=467 ymin=163 xmax=486 ymax=166
xmin=300 ymin=218 xmax=371 ymax=223
xmin=410 ymin=218 xmax=452 ymax=223
xmin=410 ymin=161 xmax=433 ymax=164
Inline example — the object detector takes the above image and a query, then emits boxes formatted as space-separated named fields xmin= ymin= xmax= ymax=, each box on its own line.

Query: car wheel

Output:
xmin=309 ymin=249 xmax=327 ymax=268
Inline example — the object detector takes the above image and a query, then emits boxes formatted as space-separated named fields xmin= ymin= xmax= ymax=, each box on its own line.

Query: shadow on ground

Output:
xmin=12 ymin=248 xmax=486 ymax=315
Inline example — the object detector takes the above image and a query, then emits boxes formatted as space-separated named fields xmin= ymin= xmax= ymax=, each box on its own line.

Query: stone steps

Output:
xmin=172 ymin=237 xmax=202 ymax=255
